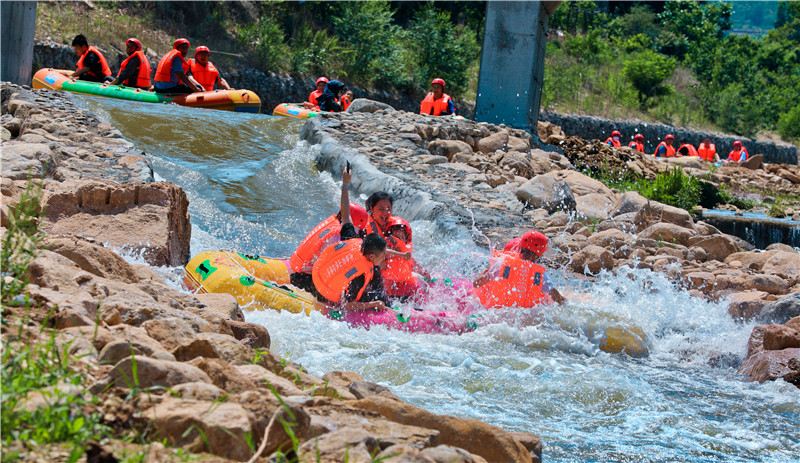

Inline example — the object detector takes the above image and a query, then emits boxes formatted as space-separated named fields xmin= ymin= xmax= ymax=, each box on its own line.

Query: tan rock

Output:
xmin=477 ymin=131 xmax=509 ymax=153
xmin=225 ymin=320 xmax=270 ymax=350
xmin=762 ymin=251 xmax=800 ymax=281
xmin=234 ymin=364 xmax=305 ymax=396
xmin=634 ymin=202 xmax=694 ymax=230
xmin=143 ymin=397 xmax=255 ymax=461
xmin=739 ymin=348 xmax=800 ymax=383
xmin=173 ymin=332 xmax=252 ymax=364
xmin=427 ymin=139 xmax=473 ymax=160
xmin=142 ymin=317 xmax=199 ymax=351
xmin=107 ymin=356 xmax=211 ymax=389
xmin=761 ymin=324 xmax=800 ymax=351
xmin=576 ymin=193 xmax=616 ymax=220
xmin=687 ymin=234 xmax=740 ymax=262
xmin=43 ymin=237 xmax=139 ymax=283
xmin=727 ymin=291 xmax=769 ymax=319
xmin=587 ymin=228 xmax=631 ymax=251
xmin=570 ymin=245 xmax=614 ymax=274
xmin=686 ymin=272 xmax=716 ymax=293
xmin=188 ymin=357 xmax=258 ymax=393
xmin=724 ymin=251 xmax=776 ymax=271
xmin=638 ymin=223 xmax=695 ymax=246
xmin=192 ymin=293 xmax=245 ymax=322
xmin=170 ymin=382 xmax=225 ymax=401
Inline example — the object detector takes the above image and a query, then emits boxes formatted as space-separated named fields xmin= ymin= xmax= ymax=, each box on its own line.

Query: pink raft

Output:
xmin=327 ymin=307 xmax=478 ymax=335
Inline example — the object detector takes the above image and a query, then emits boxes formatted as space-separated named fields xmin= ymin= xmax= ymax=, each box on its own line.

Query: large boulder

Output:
xmin=43 ymin=237 xmax=140 ymax=283
xmin=477 ymin=131 xmax=509 ymax=153
xmin=0 ymin=142 xmax=52 ymax=179
xmin=142 ymin=397 xmax=255 ymax=461
xmin=516 ymin=175 xmax=576 ymax=213
xmin=347 ymin=98 xmax=395 ymax=113
xmin=687 ymin=234 xmax=741 ymax=262
xmin=634 ymin=202 xmax=694 ymax=230
xmin=758 ymin=292 xmax=800 ymax=323
xmin=611 ymin=191 xmax=648 ymax=217
xmin=725 ymin=251 xmax=776 ymax=271
xmin=576 ymin=193 xmax=616 ymax=221
xmin=637 ymin=222 xmax=695 ymax=246
xmin=741 ymin=154 xmax=764 ymax=170
xmin=107 ymin=356 xmax=211 ymax=389
xmin=560 ymin=171 xmax=615 ymax=198
xmin=427 ymin=139 xmax=473 ymax=160
xmin=727 ymin=291 xmax=769 ymax=320
xmin=570 ymin=245 xmax=614 ymax=274
xmin=172 ymin=332 xmax=252 ymax=364
xmin=739 ymin=348 xmax=800 ymax=383
xmin=500 ymin=151 xmax=537 ymax=178
xmin=761 ymin=251 xmax=800 ymax=281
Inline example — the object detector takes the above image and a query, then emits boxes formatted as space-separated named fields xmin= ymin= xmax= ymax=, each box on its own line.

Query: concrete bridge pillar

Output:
xmin=475 ymin=1 xmax=558 ymax=132
xmin=1 ymin=1 xmax=37 ymax=85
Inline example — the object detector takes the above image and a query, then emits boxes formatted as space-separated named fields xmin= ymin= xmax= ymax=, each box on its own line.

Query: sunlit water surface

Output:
xmin=77 ymin=96 xmax=799 ymax=462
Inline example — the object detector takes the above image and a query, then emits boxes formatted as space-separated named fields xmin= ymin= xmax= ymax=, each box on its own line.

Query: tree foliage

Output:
xmin=623 ymin=51 xmax=676 ymax=108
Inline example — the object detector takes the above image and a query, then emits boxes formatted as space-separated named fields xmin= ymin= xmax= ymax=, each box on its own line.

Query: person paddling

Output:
xmin=311 ymin=166 xmax=390 ymax=312
xmin=473 ymin=231 xmax=565 ymax=308
xmin=154 ymin=38 xmax=203 ymax=94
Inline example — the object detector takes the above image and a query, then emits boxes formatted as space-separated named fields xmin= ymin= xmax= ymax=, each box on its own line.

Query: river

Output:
xmin=79 ymin=96 xmax=799 ymax=463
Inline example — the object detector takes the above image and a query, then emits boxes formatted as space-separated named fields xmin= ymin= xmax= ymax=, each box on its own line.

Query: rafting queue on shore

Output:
xmin=605 ymin=130 xmax=752 ymax=164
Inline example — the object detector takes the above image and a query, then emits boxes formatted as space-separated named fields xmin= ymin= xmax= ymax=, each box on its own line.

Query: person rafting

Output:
xmin=188 ymin=46 xmax=230 ymax=92
xmin=420 ymin=78 xmax=455 ymax=116
xmin=305 ymin=76 xmax=328 ymax=109
xmin=109 ymin=38 xmax=151 ymax=89
xmin=341 ymin=90 xmax=354 ymax=111
xmin=289 ymin=201 xmax=370 ymax=297
xmin=71 ymin=34 xmax=112 ymax=83
xmin=473 ymin=231 xmax=565 ymax=308
xmin=311 ymin=167 xmax=390 ymax=312
xmin=727 ymin=140 xmax=750 ymax=163
xmin=628 ymin=133 xmax=645 ymax=153
xmin=154 ymin=38 xmax=204 ymax=94
xmin=605 ymin=130 xmax=622 ymax=148
xmin=318 ymin=80 xmax=347 ymax=112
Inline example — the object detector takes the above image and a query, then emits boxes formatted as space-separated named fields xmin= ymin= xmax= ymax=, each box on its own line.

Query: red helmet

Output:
xmin=634 ymin=133 xmax=645 ymax=140
xmin=431 ymin=78 xmax=446 ymax=88
xmin=665 ymin=134 xmax=675 ymax=141
xmin=316 ymin=76 xmax=329 ymax=85
xmin=611 ymin=130 xmax=621 ymax=137
xmin=520 ymin=231 xmax=548 ymax=257
xmin=733 ymin=140 xmax=742 ymax=147
xmin=173 ymin=38 xmax=190 ymax=49
xmin=126 ymin=38 xmax=142 ymax=51
xmin=349 ymin=204 xmax=369 ymax=231
xmin=387 ymin=216 xmax=413 ymax=243
xmin=195 ymin=45 xmax=210 ymax=56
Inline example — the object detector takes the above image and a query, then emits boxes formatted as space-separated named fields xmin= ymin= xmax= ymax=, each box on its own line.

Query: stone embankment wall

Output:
xmin=1 ymin=84 xmax=541 ymax=462
xmin=304 ymin=99 xmax=800 ymax=388
xmin=541 ymin=111 xmax=798 ymax=165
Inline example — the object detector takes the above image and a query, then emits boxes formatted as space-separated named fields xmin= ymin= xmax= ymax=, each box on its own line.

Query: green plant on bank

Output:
xmin=769 ymin=198 xmax=787 ymax=218
xmin=1 ymin=180 xmax=44 ymax=306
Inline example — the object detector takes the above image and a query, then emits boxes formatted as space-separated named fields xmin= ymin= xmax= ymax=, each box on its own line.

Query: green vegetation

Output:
xmin=544 ymin=1 xmax=800 ymax=142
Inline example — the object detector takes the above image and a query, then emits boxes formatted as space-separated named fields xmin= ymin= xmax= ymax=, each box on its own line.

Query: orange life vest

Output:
xmin=629 ymin=141 xmax=644 ymax=153
xmin=605 ymin=137 xmax=621 ymax=148
xmin=473 ymin=254 xmax=549 ymax=309
xmin=728 ymin=148 xmax=749 ymax=162
xmin=341 ymin=94 xmax=352 ymax=111
xmin=290 ymin=214 xmax=341 ymax=274
xmin=654 ymin=141 xmax=676 ymax=158
xmin=678 ymin=143 xmax=699 ymax=157
xmin=698 ymin=143 xmax=717 ymax=161
xmin=308 ymin=89 xmax=323 ymax=106
xmin=154 ymin=49 xmax=189 ymax=84
xmin=188 ymin=58 xmax=219 ymax=92
xmin=312 ymin=239 xmax=375 ymax=303
xmin=76 ymin=46 xmax=112 ymax=78
xmin=117 ymin=50 xmax=151 ymax=88
xmin=419 ymin=92 xmax=452 ymax=116
xmin=381 ymin=238 xmax=418 ymax=297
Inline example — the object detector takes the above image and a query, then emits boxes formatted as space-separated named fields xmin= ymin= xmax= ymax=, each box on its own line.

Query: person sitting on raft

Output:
xmin=341 ymin=90 xmax=354 ymax=111
xmin=726 ymin=140 xmax=749 ymax=163
xmin=289 ymin=202 xmax=370 ymax=298
xmin=154 ymin=38 xmax=204 ymax=94
xmin=363 ymin=192 xmax=430 ymax=299
xmin=311 ymin=168 xmax=390 ymax=312
xmin=305 ymin=76 xmax=328 ymax=109
xmin=420 ymin=78 xmax=455 ymax=116
xmin=71 ymin=34 xmax=112 ymax=83
xmin=474 ymin=231 xmax=565 ymax=308
xmin=109 ymin=38 xmax=151 ymax=89
xmin=188 ymin=46 xmax=231 ymax=92
xmin=318 ymin=80 xmax=347 ymax=112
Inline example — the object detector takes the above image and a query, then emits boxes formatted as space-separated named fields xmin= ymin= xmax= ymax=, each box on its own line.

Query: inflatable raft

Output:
xmin=32 ymin=68 xmax=261 ymax=113
xmin=272 ymin=103 xmax=318 ymax=119
xmin=184 ymin=251 xmax=320 ymax=314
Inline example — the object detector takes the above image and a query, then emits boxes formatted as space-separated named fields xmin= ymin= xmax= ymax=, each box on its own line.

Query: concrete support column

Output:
xmin=475 ymin=1 xmax=554 ymax=132
xmin=1 ymin=1 xmax=37 ymax=85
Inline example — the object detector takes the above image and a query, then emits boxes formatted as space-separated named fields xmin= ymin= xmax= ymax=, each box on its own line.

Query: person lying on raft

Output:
xmin=363 ymin=192 xmax=430 ymax=299
xmin=311 ymin=168 xmax=390 ymax=312
xmin=474 ymin=231 xmax=565 ymax=308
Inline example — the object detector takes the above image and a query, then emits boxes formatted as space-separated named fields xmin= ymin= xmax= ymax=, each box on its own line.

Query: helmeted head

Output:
xmin=194 ymin=45 xmax=210 ymax=65
xmin=665 ymin=134 xmax=675 ymax=145
xmin=431 ymin=77 xmax=446 ymax=95
xmin=71 ymin=34 xmax=89 ymax=56
xmin=316 ymin=76 xmax=329 ymax=91
xmin=634 ymin=133 xmax=645 ymax=141
xmin=611 ymin=130 xmax=621 ymax=139
xmin=733 ymin=140 xmax=742 ymax=149
xmin=173 ymin=38 xmax=190 ymax=56
xmin=125 ymin=38 xmax=142 ymax=55
xmin=519 ymin=231 xmax=548 ymax=260
xmin=387 ymin=216 xmax=412 ymax=244
xmin=366 ymin=191 xmax=394 ymax=230
xmin=350 ymin=204 xmax=369 ymax=231
xmin=361 ymin=233 xmax=387 ymax=266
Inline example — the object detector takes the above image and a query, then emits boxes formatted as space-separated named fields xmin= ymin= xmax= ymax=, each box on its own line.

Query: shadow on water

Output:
xmin=70 ymin=94 xmax=800 ymax=463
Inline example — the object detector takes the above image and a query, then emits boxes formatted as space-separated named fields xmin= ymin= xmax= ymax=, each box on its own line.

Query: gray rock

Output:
xmin=347 ymin=98 xmax=395 ymax=113
xmin=516 ymin=175 xmax=577 ymax=213
xmin=758 ymin=292 xmax=800 ymax=323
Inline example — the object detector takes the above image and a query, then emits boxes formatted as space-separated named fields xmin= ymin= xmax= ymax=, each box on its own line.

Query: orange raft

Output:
xmin=32 ymin=68 xmax=261 ymax=113
xmin=272 ymin=103 xmax=318 ymax=119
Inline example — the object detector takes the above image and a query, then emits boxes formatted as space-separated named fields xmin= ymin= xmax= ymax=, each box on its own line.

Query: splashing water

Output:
xmin=77 ymin=95 xmax=799 ymax=462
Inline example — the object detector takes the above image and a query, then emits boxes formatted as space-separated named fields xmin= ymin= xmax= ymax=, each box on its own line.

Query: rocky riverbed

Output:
xmin=1 ymin=84 xmax=541 ymax=462
xmin=302 ymin=100 xmax=800 ymax=389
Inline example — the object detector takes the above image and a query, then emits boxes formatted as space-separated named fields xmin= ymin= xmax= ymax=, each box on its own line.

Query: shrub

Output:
xmin=288 ymin=25 xmax=353 ymax=77
xmin=623 ymin=50 xmax=676 ymax=108
xmin=236 ymin=16 xmax=291 ymax=72
xmin=638 ymin=168 xmax=701 ymax=211
xmin=778 ymin=104 xmax=800 ymax=142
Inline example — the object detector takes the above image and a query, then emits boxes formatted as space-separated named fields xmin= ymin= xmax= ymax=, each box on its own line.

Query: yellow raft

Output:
xmin=184 ymin=250 xmax=322 ymax=314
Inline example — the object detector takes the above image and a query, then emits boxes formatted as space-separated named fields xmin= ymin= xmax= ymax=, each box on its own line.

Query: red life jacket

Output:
xmin=629 ymin=141 xmax=644 ymax=153
xmin=290 ymin=214 xmax=342 ymax=274
xmin=381 ymin=235 xmax=418 ymax=298
xmin=419 ymin=92 xmax=452 ymax=116
xmin=654 ymin=141 xmax=676 ymax=158
xmin=473 ymin=253 xmax=549 ymax=309
xmin=76 ymin=46 xmax=112 ymax=78
xmin=341 ymin=94 xmax=352 ymax=111
xmin=312 ymin=239 xmax=374 ymax=303
xmin=188 ymin=58 xmax=219 ymax=92
xmin=605 ymin=137 xmax=621 ymax=148
xmin=308 ymin=89 xmax=323 ymax=106
xmin=698 ymin=143 xmax=717 ymax=161
xmin=728 ymin=148 xmax=749 ymax=162
xmin=678 ymin=143 xmax=699 ymax=157
xmin=117 ymin=50 xmax=151 ymax=88
xmin=154 ymin=49 xmax=188 ymax=84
